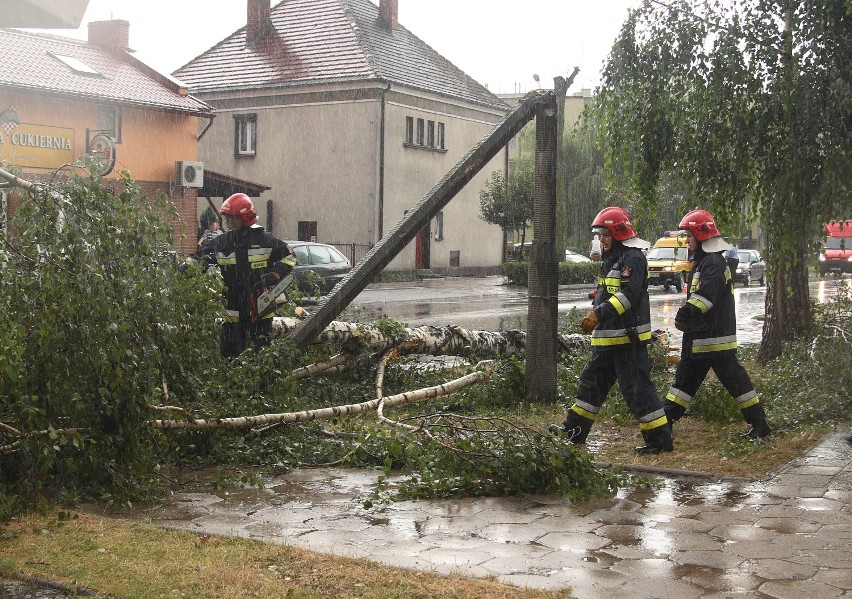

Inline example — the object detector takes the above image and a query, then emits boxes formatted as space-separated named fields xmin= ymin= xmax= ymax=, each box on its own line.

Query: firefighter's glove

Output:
xmin=580 ymin=310 xmax=599 ymax=334
xmin=253 ymin=273 xmax=280 ymax=292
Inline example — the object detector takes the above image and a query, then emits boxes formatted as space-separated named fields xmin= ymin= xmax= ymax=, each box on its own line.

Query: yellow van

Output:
xmin=646 ymin=232 xmax=692 ymax=292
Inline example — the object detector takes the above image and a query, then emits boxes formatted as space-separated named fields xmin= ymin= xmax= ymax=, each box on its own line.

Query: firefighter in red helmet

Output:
xmin=196 ymin=193 xmax=297 ymax=357
xmin=665 ymin=209 xmax=771 ymax=439
xmin=553 ymin=207 xmax=673 ymax=454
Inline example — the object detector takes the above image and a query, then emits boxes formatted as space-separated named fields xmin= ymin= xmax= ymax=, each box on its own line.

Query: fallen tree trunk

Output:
xmin=271 ymin=317 xmax=591 ymax=358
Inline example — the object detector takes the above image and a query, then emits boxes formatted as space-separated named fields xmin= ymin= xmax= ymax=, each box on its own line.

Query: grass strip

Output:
xmin=0 ymin=509 xmax=567 ymax=599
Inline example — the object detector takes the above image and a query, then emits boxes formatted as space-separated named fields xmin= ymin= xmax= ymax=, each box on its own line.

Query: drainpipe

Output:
xmin=197 ymin=114 xmax=216 ymax=142
xmin=377 ymin=82 xmax=391 ymax=241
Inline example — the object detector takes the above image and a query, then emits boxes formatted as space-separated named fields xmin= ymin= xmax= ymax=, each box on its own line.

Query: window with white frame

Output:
xmin=416 ymin=118 xmax=425 ymax=146
xmin=234 ymin=114 xmax=257 ymax=156
xmin=97 ymin=105 xmax=121 ymax=142
xmin=405 ymin=116 xmax=414 ymax=145
xmin=404 ymin=115 xmax=446 ymax=151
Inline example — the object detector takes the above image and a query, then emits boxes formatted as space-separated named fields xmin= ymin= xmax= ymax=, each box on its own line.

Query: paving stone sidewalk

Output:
xmin=141 ymin=430 xmax=852 ymax=599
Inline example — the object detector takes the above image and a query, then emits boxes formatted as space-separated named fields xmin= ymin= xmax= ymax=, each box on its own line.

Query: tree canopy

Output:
xmin=478 ymin=160 xmax=535 ymax=253
xmin=594 ymin=0 xmax=851 ymax=359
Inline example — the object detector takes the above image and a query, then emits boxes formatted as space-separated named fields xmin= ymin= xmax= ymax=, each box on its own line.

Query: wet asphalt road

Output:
xmin=346 ymin=274 xmax=850 ymax=347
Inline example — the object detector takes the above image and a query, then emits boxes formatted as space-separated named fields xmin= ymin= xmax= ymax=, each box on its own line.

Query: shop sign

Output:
xmin=0 ymin=110 xmax=75 ymax=169
xmin=88 ymin=133 xmax=116 ymax=176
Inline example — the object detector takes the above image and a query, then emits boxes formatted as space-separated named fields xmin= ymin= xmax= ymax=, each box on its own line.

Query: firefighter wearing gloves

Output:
xmin=664 ymin=209 xmax=771 ymax=439
xmin=555 ymin=207 xmax=673 ymax=454
xmin=196 ymin=193 xmax=297 ymax=358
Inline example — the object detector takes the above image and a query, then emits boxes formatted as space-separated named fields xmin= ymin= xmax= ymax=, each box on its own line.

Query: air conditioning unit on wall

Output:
xmin=175 ymin=161 xmax=204 ymax=188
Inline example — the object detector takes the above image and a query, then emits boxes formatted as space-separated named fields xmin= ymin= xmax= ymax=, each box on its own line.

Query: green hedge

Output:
xmin=501 ymin=261 xmax=599 ymax=286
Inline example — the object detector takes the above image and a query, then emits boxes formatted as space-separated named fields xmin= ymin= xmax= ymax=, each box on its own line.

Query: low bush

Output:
xmin=502 ymin=260 xmax=598 ymax=286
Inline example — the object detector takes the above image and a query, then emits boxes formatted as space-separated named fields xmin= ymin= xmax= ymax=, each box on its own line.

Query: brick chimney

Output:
xmin=247 ymin=0 xmax=272 ymax=45
xmin=379 ymin=0 xmax=398 ymax=30
xmin=88 ymin=20 xmax=131 ymax=52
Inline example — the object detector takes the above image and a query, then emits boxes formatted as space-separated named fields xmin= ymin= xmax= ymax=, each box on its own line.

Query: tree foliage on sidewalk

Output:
xmin=594 ymin=0 xmax=852 ymax=360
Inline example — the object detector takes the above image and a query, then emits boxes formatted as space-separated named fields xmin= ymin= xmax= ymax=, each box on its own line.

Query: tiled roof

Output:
xmin=0 ymin=28 xmax=212 ymax=116
xmin=174 ymin=0 xmax=508 ymax=111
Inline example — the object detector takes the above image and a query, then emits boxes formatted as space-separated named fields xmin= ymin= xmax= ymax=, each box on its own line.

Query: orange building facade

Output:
xmin=0 ymin=22 xmax=213 ymax=254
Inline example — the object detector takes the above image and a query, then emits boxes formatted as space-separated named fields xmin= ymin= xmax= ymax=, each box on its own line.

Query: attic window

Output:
xmin=50 ymin=53 xmax=102 ymax=76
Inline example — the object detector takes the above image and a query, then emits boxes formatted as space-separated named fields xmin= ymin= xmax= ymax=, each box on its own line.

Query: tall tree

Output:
xmin=479 ymin=160 xmax=535 ymax=256
xmin=594 ymin=0 xmax=851 ymax=360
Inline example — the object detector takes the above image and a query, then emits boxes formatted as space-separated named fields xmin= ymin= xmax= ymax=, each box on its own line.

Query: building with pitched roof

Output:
xmin=0 ymin=21 xmax=214 ymax=254
xmin=175 ymin=0 xmax=511 ymax=272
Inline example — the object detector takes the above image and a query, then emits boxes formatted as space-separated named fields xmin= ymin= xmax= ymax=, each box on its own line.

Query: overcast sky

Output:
xmin=27 ymin=0 xmax=642 ymax=95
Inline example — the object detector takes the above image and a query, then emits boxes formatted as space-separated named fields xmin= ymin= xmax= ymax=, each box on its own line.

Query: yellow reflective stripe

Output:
xmin=688 ymin=294 xmax=713 ymax=313
xmin=570 ymin=404 xmax=597 ymax=421
xmin=692 ymin=341 xmax=738 ymax=353
xmin=574 ymin=400 xmax=600 ymax=415
xmin=224 ymin=310 xmax=240 ymax=323
xmin=591 ymin=336 xmax=631 ymax=346
xmin=734 ymin=390 xmax=759 ymax=409
xmin=639 ymin=415 xmax=669 ymax=431
xmin=609 ymin=295 xmax=627 ymax=315
xmin=636 ymin=330 xmax=652 ymax=342
xmin=666 ymin=388 xmax=691 ymax=408
xmin=604 ymin=277 xmax=620 ymax=287
xmin=282 ymin=257 xmax=297 ymax=267
xmin=216 ymin=252 xmax=237 ymax=265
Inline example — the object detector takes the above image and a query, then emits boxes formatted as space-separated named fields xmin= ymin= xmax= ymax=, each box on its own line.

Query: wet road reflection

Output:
xmin=351 ymin=277 xmax=850 ymax=349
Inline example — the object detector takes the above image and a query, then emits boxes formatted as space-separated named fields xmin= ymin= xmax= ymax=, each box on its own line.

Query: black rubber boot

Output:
xmin=553 ymin=411 xmax=593 ymax=445
xmin=740 ymin=420 xmax=772 ymax=439
xmin=634 ymin=425 xmax=674 ymax=455
xmin=740 ymin=404 xmax=771 ymax=439
xmin=663 ymin=399 xmax=687 ymax=430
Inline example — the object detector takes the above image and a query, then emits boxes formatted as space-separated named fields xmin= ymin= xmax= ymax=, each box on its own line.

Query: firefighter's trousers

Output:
xmin=663 ymin=351 xmax=767 ymax=426
xmin=563 ymin=343 xmax=670 ymax=445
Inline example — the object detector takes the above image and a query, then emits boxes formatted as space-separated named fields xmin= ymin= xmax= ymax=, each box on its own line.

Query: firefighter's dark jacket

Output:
xmin=676 ymin=247 xmax=737 ymax=354
xmin=196 ymin=226 xmax=296 ymax=323
xmin=590 ymin=242 xmax=653 ymax=348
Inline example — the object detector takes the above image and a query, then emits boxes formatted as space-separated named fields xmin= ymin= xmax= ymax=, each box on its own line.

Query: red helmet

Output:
xmin=679 ymin=209 xmax=721 ymax=242
xmin=592 ymin=207 xmax=636 ymax=242
xmin=220 ymin=193 xmax=257 ymax=226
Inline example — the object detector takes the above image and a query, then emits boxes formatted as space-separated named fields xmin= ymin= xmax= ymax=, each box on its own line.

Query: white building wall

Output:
xmin=198 ymin=85 xmax=507 ymax=271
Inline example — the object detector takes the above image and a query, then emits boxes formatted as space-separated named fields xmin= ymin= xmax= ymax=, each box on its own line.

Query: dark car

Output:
xmin=287 ymin=241 xmax=352 ymax=295
xmin=734 ymin=249 xmax=766 ymax=286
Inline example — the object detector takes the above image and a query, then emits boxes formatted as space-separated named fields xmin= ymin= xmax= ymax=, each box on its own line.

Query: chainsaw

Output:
xmin=251 ymin=273 xmax=296 ymax=322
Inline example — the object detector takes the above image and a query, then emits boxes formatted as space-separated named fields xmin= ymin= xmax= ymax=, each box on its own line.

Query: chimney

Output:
xmin=247 ymin=0 xmax=272 ymax=45
xmin=88 ymin=20 xmax=131 ymax=52
xmin=379 ymin=0 xmax=398 ymax=30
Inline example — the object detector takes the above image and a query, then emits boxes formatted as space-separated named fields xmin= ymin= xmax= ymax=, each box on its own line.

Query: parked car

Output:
xmin=734 ymin=249 xmax=765 ymax=286
xmin=286 ymin=241 xmax=352 ymax=295
xmin=564 ymin=249 xmax=592 ymax=263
